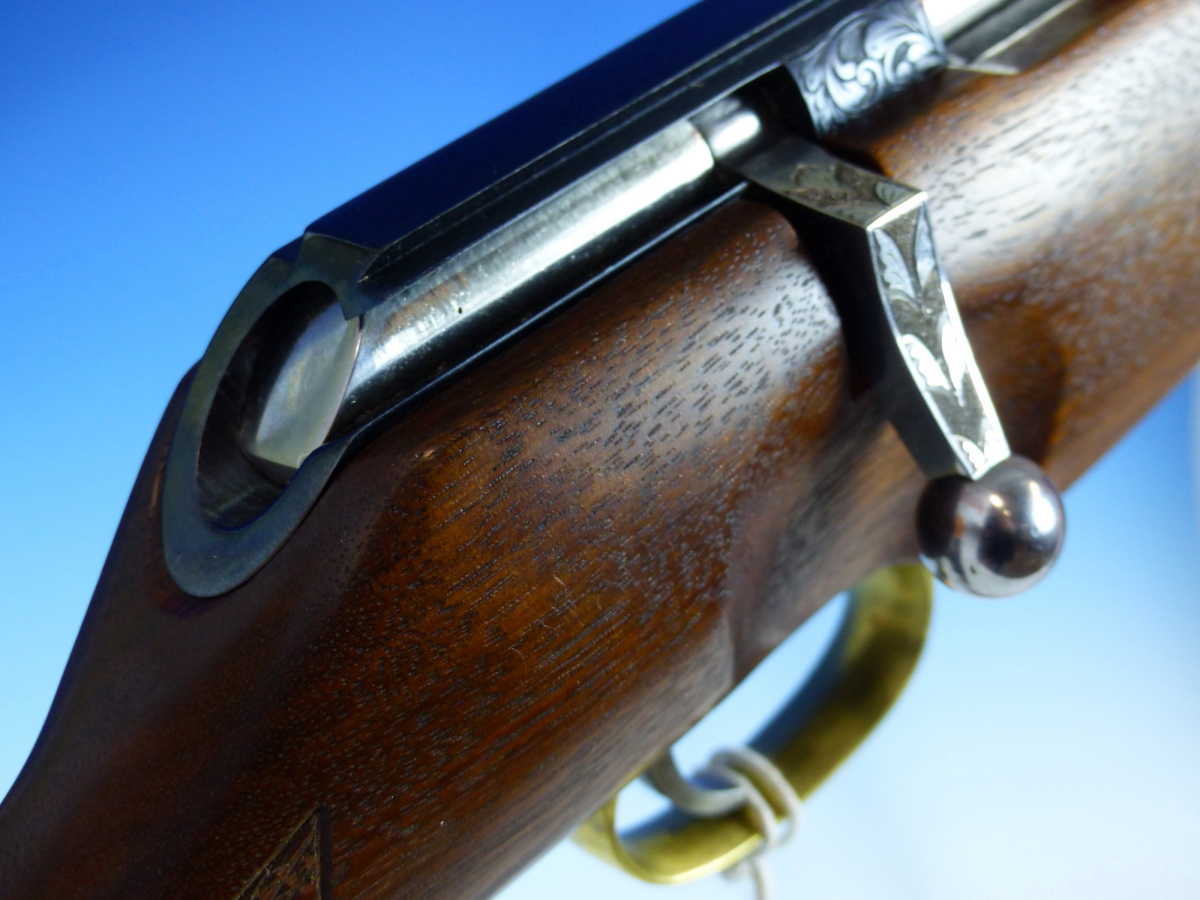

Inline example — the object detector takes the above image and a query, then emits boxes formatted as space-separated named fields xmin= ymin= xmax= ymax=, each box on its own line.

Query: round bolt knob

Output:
xmin=916 ymin=456 xmax=1065 ymax=598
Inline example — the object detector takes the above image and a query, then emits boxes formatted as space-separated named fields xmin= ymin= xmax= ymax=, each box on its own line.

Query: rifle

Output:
xmin=0 ymin=0 xmax=1195 ymax=897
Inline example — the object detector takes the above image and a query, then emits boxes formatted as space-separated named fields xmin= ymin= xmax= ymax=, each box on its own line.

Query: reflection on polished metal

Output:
xmin=575 ymin=564 xmax=932 ymax=884
xmin=242 ymin=292 xmax=361 ymax=480
xmin=332 ymin=122 xmax=721 ymax=433
xmin=709 ymin=106 xmax=1064 ymax=595
xmin=233 ymin=107 xmax=766 ymax=487
xmin=923 ymin=0 xmax=1012 ymax=37
xmin=162 ymin=116 xmax=752 ymax=596
xmin=163 ymin=0 xmax=1066 ymax=597
xmin=917 ymin=455 xmax=1065 ymax=596
xmin=162 ymin=237 xmax=377 ymax=596
xmin=240 ymin=100 xmax=749 ymax=493
xmin=943 ymin=0 xmax=1121 ymax=75
xmin=733 ymin=134 xmax=1008 ymax=479
xmin=236 ymin=122 xmax=731 ymax=456
xmin=789 ymin=0 xmax=946 ymax=136
xmin=690 ymin=96 xmax=767 ymax=166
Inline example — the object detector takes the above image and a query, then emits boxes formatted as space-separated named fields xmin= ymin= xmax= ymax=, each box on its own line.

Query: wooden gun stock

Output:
xmin=2 ymin=0 xmax=1198 ymax=898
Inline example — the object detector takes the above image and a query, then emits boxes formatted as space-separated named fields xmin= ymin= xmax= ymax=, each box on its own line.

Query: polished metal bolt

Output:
xmin=917 ymin=456 xmax=1066 ymax=597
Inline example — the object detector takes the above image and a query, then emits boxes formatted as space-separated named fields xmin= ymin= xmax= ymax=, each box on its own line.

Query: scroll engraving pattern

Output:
xmin=782 ymin=160 xmax=1006 ymax=475
xmin=791 ymin=0 xmax=946 ymax=135
xmin=868 ymin=205 xmax=1007 ymax=476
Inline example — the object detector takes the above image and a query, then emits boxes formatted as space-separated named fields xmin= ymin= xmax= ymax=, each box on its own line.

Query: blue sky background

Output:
xmin=2 ymin=2 xmax=1197 ymax=899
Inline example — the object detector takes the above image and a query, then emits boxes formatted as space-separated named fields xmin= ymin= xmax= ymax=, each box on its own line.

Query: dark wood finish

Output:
xmin=2 ymin=0 xmax=1198 ymax=898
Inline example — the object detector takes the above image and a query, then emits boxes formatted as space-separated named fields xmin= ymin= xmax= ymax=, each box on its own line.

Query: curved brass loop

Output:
xmin=574 ymin=563 xmax=933 ymax=884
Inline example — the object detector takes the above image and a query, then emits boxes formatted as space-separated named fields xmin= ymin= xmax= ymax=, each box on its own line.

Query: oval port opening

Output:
xmin=195 ymin=281 xmax=361 ymax=530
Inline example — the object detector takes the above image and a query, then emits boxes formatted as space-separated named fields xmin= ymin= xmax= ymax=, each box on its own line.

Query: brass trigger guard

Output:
xmin=574 ymin=563 xmax=933 ymax=884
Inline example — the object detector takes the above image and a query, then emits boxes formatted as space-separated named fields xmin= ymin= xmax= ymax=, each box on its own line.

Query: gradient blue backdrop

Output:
xmin=2 ymin=2 xmax=1197 ymax=898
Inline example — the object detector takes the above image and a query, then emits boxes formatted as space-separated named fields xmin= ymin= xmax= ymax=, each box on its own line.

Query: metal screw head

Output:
xmin=916 ymin=456 xmax=1065 ymax=598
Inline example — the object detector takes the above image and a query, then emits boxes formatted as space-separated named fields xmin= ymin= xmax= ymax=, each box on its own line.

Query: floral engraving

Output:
xmin=914 ymin=206 xmax=936 ymax=289
xmin=940 ymin=313 xmax=968 ymax=403
xmin=868 ymin=204 xmax=1009 ymax=477
xmin=875 ymin=229 xmax=918 ymax=307
xmin=787 ymin=161 xmax=920 ymax=228
xmin=955 ymin=419 xmax=1007 ymax=475
xmin=901 ymin=332 xmax=951 ymax=392
xmin=791 ymin=0 xmax=946 ymax=135
xmin=739 ymin=139 xmax=1008 ymax=478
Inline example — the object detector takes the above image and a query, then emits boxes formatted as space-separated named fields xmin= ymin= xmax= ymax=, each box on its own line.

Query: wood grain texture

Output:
xmin=1 ymin=0 xmax=1198 ymax=899
xmin=858 ymin=0 xmax=1200 ymax=488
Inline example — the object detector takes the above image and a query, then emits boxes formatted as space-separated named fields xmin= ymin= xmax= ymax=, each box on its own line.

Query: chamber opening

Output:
xmin=195 ymin=281 xmax=360 ymax=530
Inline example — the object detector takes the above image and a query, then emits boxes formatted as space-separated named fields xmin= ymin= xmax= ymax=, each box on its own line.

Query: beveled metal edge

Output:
xmin=734 ymin=136 xmax=1009 ymax=479
xmin=160 ymin=236 xmax=374 ymax=598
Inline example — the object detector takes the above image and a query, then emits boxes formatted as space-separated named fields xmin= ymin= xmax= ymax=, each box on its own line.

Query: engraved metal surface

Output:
xmin=735 ymin=135 xmax=1009 ymax=479
xmin=790 ymin=0 xmax=947 ymax=135
xmin=865 ymin=198 xmax=1009 ymax=475
xmin=163 ymin=2 xmax=963 ymax=595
